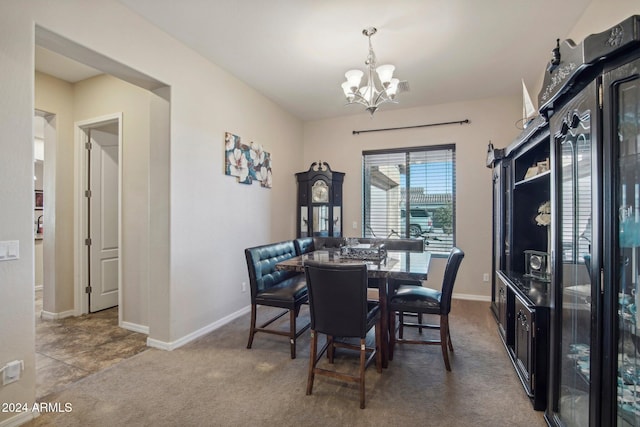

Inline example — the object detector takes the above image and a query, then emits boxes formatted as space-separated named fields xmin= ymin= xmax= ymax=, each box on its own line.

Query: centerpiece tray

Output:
xmin=340 ymin=243 xmax=387 ymax=262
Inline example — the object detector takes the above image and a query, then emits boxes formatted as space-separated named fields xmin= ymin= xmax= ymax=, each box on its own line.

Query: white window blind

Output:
xmin=363 ymin=145 xmax=456 ymax=255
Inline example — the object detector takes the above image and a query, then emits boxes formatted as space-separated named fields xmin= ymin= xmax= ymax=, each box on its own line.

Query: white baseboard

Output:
xmin=40 ymin=309 xmax=75 ymax=320
xmin=120 ymin=321 xmax=149 ymax=335
xmin=147 ymin=305 xmax=251 ymax=351
xmin=0 ymin=411 xmax=38 ymax=427
xmin=453 ymin=293 xmax=491 ymax=302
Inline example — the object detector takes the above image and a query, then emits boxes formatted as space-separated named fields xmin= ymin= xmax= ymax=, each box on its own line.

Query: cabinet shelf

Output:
xmin=514 ymin=169 xmax=550 ymax=188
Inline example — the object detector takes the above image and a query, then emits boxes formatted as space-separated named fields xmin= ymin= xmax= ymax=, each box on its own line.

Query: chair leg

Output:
xmin=418 ymin=313 xmax=423 ymax=334
xmin=399 ymin=312 xmax=404 ymax=339
xmin=447 ymin=318 xmax=454 ymax=352
xmin=359 ymin=338 xmax=366 ymax=409
xmin=388 ymin=311 xmax=396 ymax=361
xmin=328 ymin=336 xmax=335 ymax=363
xmin=306 ymin=330 xmax=317 ymax=395
xmin=375 ymin=320 xmax=382 ymax=373
xmin=247 ymin=304 xmax=257 ymax=349
xmin=289 ymin=309 xmax=297 ymax=359
xmin=440 ymin=315 xmax=451 ymax=371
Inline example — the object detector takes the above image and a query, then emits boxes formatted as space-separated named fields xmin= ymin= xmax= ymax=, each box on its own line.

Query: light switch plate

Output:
xmin=0 ymin=240 xmax=19 ymax=261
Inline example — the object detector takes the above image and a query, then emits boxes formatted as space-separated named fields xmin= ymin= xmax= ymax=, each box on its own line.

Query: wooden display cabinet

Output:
xmin=489 ymin=15 xmax=640 ymax=425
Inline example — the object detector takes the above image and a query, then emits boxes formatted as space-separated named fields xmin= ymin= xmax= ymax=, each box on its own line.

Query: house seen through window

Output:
xmin=362 ymin=145 xmax=456 ymax=255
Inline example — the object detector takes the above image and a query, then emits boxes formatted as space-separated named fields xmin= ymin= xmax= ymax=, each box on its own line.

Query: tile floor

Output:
xmin=35 ymin=290 xmax=148 ymax=399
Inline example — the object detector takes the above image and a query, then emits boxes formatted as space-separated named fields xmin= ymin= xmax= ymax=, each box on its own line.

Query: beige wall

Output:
xmin=1 ymin=1 xmax=303 ymax=422
xmin=303 ymin=96 xmax=522 ymax=299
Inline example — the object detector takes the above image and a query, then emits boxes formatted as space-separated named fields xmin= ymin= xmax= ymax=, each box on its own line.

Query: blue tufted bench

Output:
xmin=245 ymin=240 xmax=310 ymax=358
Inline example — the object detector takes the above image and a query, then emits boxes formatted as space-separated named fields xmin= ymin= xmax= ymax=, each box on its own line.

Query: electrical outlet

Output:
xmin=352 ymin=221 xmax=357 ymax=229
xmin=241 ymin=282 xmax=247 ymax=293
xmin=483 ymin=273 xmax=490 ymax=282
xmin=2 ymin=360 xmax=23 ymax=385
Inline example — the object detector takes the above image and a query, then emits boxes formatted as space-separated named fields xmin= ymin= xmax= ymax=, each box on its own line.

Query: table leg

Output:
xmin=374 ymin=277 xmax=389 ymax=368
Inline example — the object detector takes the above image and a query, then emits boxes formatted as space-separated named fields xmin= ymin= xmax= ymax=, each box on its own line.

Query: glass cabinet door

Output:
xmin=312 ymin=205 xmax=329 ymax=237
xmin=553 ymin=83 xmax=596 ymax=427
xmin=613 ymin=72 xmax=640 ymax=427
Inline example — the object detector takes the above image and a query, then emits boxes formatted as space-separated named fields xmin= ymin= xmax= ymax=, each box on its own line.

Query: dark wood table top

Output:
xmin=276 ymin=249 xmax=431 ymax=280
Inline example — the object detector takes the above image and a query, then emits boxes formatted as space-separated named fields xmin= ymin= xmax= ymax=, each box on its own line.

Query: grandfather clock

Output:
xmin=296 ymin=161 xmax=344 ymax=238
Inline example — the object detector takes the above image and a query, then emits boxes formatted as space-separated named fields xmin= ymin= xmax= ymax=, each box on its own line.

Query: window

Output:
xmin=363 ymin=145 xmax=456 ymax=255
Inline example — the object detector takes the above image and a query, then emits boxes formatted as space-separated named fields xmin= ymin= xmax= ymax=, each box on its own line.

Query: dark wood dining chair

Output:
xmin=388 ymin=247 xmax=464 ymax=371
xmin=304 ymin=260 xmax=382 ymax=409
xmin=244 ymin=241 xmax=310 ymax=359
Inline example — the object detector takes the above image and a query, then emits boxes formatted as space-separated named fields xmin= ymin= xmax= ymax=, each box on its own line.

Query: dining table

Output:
xmin=275 ymin=248 xmax=432 ymax=368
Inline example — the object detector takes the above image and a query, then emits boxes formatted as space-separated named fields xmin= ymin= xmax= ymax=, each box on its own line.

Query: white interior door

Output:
xmin=88 ymin=126 xmax=119 ymax=312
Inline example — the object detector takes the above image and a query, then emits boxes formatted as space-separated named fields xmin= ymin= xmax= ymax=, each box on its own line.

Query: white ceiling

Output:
xmin=35 ymin=0 xmax=594 ymax=121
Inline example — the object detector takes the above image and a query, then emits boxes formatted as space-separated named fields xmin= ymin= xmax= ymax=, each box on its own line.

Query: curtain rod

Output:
xmin=352 ymin=119 xmax=470 ymax=135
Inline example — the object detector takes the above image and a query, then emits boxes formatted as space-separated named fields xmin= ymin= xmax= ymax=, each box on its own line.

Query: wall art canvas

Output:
xmin=224 ymin=131 xmax=272 ymax=188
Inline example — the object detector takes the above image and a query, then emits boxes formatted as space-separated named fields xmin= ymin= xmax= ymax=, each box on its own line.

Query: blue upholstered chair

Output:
xmin=245 ymin=241 xmax=310 ymax=358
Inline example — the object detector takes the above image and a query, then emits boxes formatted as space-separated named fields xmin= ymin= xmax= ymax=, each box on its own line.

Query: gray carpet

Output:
xmin=26 ymin=300 xmax=546 ymax=426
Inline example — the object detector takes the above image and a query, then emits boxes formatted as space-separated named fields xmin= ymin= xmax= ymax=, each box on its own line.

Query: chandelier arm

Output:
xmin=372 ymin=90 xmax=390 ymax=106
xmin=347 ymin=83 xmax=392 ymax=108
xmin=346 ymin=96 xmax=398 ymax=110
xmin=347 ymin=95 xmax=371 ymax=107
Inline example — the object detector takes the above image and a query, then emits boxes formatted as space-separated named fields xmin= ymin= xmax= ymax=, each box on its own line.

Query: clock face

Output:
xmin=530 ymin=255 xmax=542 ymax=270
xmin=311 ymin=180 xmax=329 ymax=203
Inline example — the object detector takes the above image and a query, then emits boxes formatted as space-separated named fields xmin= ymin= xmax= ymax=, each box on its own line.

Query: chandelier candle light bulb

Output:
xmin=341 ymin=27 xmax=408 ymax=116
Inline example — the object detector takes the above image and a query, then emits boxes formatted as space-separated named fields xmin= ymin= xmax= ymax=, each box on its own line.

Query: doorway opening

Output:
xmin=33 ymin=25 xmax=170 ymax=398
xmin=77 ymin=116 xmax=122 ymax=314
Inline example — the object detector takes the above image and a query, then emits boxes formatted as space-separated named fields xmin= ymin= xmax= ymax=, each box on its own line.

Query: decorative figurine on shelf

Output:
xmin=535 ymin=201 xmax=551 ymax=227
xmin=547 ymin=38 xmax=561 ymax=73
xmin=524 ymin=158 xmax=550 ymax=180
xmin=485 ymin=141 xmax=505 ymax=168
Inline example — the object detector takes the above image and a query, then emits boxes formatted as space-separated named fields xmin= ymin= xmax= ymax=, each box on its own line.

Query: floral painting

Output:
xmin=224 ymin=132 xmax=272 ymax=188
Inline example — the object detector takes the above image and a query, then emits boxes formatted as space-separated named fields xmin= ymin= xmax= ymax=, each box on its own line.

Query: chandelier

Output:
xmin=341 ymin=27 xmax=407 ymax=116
